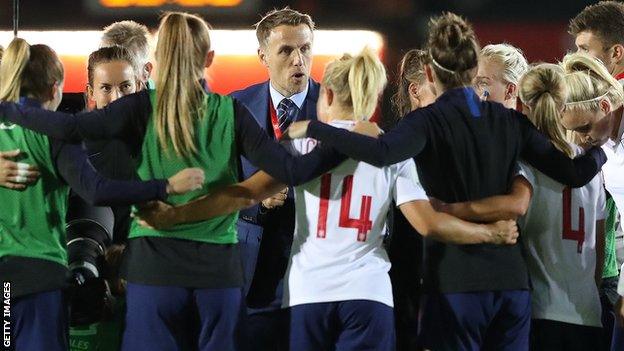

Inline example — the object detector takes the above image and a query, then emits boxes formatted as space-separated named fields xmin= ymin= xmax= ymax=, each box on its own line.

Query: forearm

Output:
xmin=439 ymin=176 xmax=532 ymax=222
xmin=171 ymin=171 xmax=285 ymax=224
xmin=235 ymin=103 xmax=345 ymax=185
xmin=445 ymin=196 xmax=523 ymax=222
xmin=519 ymin=115 xmax=606 ymax=187
xmin=426 ymin=212 xmax=494 ymax=244
xmin=307 ymin=120 xmax=422 ymax=167
xmin=400 ymin=200 xmax=494 ymax=245
xmin=55 ymin=142 xmax=167 ymax=206
xmin=0 ymin=91 xmax=149 ymax=142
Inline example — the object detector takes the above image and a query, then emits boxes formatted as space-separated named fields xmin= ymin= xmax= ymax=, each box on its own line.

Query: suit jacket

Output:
xmin=230 ymin=79 xmax=319 ymax=312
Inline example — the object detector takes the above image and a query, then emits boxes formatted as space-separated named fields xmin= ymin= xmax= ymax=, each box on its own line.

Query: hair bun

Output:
xmin=427 ymin=12 xmax=479 ymax=83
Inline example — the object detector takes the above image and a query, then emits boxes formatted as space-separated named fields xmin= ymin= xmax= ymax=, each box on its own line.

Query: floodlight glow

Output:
xmin=0 ymin=30 xmax=383 ymax=57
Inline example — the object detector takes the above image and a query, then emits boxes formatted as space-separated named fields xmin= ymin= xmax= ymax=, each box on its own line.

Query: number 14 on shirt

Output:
xmin=316 ymin=173 xmax=373 ymax=242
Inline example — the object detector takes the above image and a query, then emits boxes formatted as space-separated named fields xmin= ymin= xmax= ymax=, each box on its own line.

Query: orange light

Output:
xmin=99 ymin=0 xmax=242 ymax=7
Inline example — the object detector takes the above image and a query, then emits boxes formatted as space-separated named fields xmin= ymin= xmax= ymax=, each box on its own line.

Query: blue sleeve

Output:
xmin=50 ymin=139 xmax=168 ymax=206
xmin=516 ymin=110 xmax=606 ymax=188
xmin=233 ymin=100 xmax=345 ymax=185
xmin=306 ymin=109 xmax=429 ymax=167
xmin=0 ymin=90 xmax=151 ymax=143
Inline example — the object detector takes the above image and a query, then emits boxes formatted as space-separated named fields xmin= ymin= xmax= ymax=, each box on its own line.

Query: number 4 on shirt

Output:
xmin=317 ymin=173 xmax=373 ymax=242
xmin=562 ymin=186 xmax=585 ymax=253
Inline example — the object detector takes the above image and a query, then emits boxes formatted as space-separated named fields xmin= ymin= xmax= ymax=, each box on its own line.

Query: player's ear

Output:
xmin=258 ymin=46 xmax=268 ymax=68
xmin=326 ymin=87 xmax=334 ymax=106
xmin=505 ymin=82 xmax=517 ymax=101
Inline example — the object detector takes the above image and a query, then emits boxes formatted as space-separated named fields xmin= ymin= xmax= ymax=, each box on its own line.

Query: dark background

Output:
xmin=0 ymin=0 xmax=601 ymax=121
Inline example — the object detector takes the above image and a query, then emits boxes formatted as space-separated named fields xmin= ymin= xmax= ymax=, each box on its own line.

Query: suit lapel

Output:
xmin=249 ymin=81 xmax=271 ymax=130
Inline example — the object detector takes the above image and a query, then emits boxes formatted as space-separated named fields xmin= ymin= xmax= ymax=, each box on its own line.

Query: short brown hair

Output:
xmin=101 ymin=20 xmax=150 ymax=64
xmin=569 ymin=1 xmax=624 ymax=47
xmin=427 ymin=12 xmax=480 ymax=90
xmin=87 ymin=45 xmax=137 ymax=86
xmin=255 ymin=7 xmax=315 ymax=47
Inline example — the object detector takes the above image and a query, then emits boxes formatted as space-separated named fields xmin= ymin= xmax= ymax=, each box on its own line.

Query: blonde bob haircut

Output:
xmin=480 ymin=43 xmax=528 ymax=86
xmin=561 ymin=52 xmax=624 ymax=113
xmin=321 ymin=47 xmax=387 ymax=121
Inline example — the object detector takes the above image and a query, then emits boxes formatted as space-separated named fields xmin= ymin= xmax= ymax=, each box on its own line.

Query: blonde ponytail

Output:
xmin=519 ymin=63 xmax=575 ymax=158
xmin=561 ymin=52 xmax=624 ymax=112
xmin=323 ymin=47 xmax=387 ymax=120
xmin=154 ymin=12 xmax=211 ymax=157
xmin=0 ymin=38 xmax=31 ymax=102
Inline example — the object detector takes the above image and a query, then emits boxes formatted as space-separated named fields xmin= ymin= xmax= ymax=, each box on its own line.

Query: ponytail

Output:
xmin=519 ymin=63 xmax=574 ymax=158
xmin=154 ymin=12 xmax=211 ymax=157
xmin=322 ymin=47 xmax=387 ymax=121
xmin=0 ymin=38 xmax=31 ymax=102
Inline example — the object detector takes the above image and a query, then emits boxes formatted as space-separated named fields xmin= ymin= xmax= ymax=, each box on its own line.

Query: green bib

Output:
xmin=0 ymin=120 xmax=68 ymax=266
xmin=129 ymin=91 xmax=239 ymax=244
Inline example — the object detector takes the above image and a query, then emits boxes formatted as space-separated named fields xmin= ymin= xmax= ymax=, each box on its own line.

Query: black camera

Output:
xmin=66 ymin=196 xmax=115 ymax=326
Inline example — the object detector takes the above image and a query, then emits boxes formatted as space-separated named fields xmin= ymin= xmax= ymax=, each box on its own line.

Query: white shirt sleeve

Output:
xmin=618 ymin=262 xmax=624 ymax=296
xmin=517 ymin=162 xmax=535 ymax=187
xmin=393 ymin=160 xmax=428 ymax=206
xmin=283 ymin=138 xmax=318 ymax=156
xmin=596 ymin=177 xmax=607 ymax=221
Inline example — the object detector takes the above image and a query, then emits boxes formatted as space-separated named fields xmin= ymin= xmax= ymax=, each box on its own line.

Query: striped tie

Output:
xmin=277 ymin=98 xmax=299 ymax=134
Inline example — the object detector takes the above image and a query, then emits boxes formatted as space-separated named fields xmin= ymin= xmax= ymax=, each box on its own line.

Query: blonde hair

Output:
xmin=101 ymin=20 xmax=150 ymax=66
xmin=519 ymin=63 xmax=574 ymax=158
xmin=561 ymin=52 xmax=624 ymax=113
xmin=154 ymin=12 xmax=211 ymax=157
xmin=322 ymin=47 xmax=387 ymax=121
xmin=480 ymin=43 xmax=528 ymax=86
xmin=0 ymin=38 xmax=63 ymax=103
xmin=392 ymin=49 xmax=428 ymax=117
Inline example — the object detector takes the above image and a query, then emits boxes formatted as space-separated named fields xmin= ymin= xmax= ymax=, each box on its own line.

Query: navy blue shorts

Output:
xmin=530 ymin=319 xmax=602 ymax=351
xmin=10 ymin=289 xmax=68 ymax=351
xmin=122 ymin=283 xmax=242 ymax=351
xmin=418 ymin=290 xmax=531 ymax=351
xmin=289 ymin=300 xmax=395 ymax=351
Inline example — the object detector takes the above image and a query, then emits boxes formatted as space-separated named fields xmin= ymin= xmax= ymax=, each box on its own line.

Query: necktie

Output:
xmin=277 ymin=98 xmax=299 ymax=134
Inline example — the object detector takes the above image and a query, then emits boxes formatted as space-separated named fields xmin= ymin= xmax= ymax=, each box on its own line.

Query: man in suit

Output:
xmin=230 ymin=7 xmax=318 ymax=351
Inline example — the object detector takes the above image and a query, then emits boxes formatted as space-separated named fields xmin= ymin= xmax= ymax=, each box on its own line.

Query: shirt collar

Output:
xmin=18 ymin=96 xmax=43 ymax=108
xmin=329 ymin=119 xmax=355 ymax=130
xmin=269 ymin=81 xmax=309 ymax=110
xmin=437 ymin=86 xmax=478 ymax=102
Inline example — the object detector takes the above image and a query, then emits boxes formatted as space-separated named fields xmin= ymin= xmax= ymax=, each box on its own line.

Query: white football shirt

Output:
xmin=519 ymin=149 xmax=606 ymax=327
xmin=282 ymin=120 xmax=427 ymax=308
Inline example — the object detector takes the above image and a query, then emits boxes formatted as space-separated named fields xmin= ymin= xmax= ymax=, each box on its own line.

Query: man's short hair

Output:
xmin=569 ymin=1 xmax=624 ymax=47
xmin=255 ymin=7 xmax=315 ymax=47
xmin=101 ymin=20 xmax=150 ymax=64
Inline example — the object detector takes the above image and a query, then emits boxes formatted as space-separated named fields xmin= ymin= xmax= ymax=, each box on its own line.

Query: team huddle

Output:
xmin=1 ymin=1 xmax=624 ymax=351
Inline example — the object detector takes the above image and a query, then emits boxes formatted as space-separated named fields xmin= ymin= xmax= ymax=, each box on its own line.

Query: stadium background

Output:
xmin=0 ymin=0 xmax=600 ymax=123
